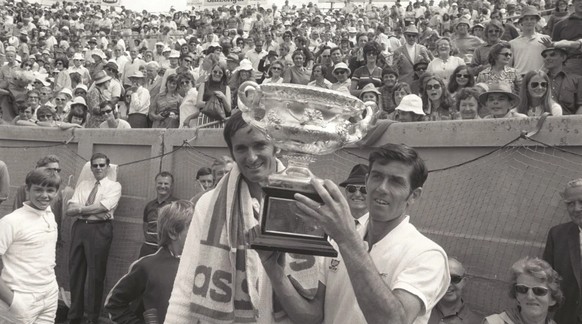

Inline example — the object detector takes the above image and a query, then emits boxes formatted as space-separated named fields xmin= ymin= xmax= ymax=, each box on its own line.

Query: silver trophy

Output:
xmin=238 ymin=81 xmax=378 ymax=256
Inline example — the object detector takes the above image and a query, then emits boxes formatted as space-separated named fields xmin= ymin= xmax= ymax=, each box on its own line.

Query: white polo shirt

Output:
xmin=321 ymin=216 xmax=450 ymax=324
xmin=0 ymin=203 xmax=58 ymax=292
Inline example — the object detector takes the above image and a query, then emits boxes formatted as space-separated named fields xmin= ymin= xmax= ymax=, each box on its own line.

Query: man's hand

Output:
xmin=294 ymin=179 xmax=358 ymax=245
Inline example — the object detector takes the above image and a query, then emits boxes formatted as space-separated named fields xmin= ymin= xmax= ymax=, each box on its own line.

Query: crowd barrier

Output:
xmin=1 ymin=116 xmax=581 ymax=318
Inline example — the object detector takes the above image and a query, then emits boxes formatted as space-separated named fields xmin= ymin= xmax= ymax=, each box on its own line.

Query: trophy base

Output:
xmin=251 ymin=186 xmax=338 ymax=257
xmin=250 ymin=227 xmax=338 ymax=257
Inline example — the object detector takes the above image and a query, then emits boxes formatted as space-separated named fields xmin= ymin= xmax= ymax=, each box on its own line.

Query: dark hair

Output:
xmin=156 ymin=171 xmax=174 ymax=183
xmin=422 ymin=75 xmax=453 ymax=113
xmin=363 ymin=41 xmax=380 ymax=58
xmin=223 ymin=110 xmax=249 ymax=154
xmin=447 ymin=65 xmax=474 ymax=93
xmin=382 ymin=66 xmax=399 ymax=79
xmin=36 ymin=155 xmax=60 ymax=168
xmin=90 ymin=153 xmax=110 ymax=165
xmin=207 ymin=63 xmax=228 ymax=86
xmin=25 ymin=168 xmax=61 ymax=190
xmin=196 ymin=167 xmax=213 ymax=179
xmin=392 ymin=83 xmax=412 ymax=103
xmin=488 ymin=42 xmax=511 ymax=66
xmin=37 ymin=106 xmax=55 ymax=119
xmin=368 ymin=143 xmax=428 ymax=191
xmin=66 ymin=105 xmax=87 ymax=124
xmin=55 ymin=57 xmax=69 ymax=68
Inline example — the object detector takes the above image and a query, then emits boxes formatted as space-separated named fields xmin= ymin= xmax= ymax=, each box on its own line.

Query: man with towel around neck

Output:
xmin=165 ymin=111 xmax=326 ymax=324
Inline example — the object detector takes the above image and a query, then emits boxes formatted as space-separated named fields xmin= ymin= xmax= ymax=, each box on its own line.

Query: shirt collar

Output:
xmin=22 ymin=201 xmax=53 ymax=216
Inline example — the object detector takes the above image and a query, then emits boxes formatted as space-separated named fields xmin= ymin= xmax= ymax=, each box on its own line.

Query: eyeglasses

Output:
xmin=542 ymin=52 xmax=558 ymax=58
xmin=91 ymin=163 xmax=107 ymax=168
xmin=456 ymin=74 xmax=469 ymax=78
xmin=450 ymin=275 xmax=464 ymax=284
xmin=184 ymin=59 xmax=192 ymax=63
xmin=530 ymin=81 xmax=548 ymax=89
xmin=55 ymin=98 xmax=66 ymax=102
xmin=499 ymin=52 xmax=512 ymax=58
xmin=181 ymin=80 xmax=191 ymax=85
xmin=41 ymin=92 xmax=50 ymax=95
xmin=346 ymin=185 xmax=367 ymax=194
xmin=212 ymin=70 xmax=223 ymax=75
xmin=514 ymin=284 xmax=549 ymax=296
xmin=46 ymin=167 xmax=61 ymax=173
xmin=426 ymin=84 xmax=441 ymax=90
xmin=404 ymin=34 xmax=417 ymax=38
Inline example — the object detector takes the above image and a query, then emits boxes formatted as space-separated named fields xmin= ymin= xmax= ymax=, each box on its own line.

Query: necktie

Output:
xmin=86 ymin=181 xmax=100 ymax=206
xmin=355 ymin=219 xmax=360 ymax=227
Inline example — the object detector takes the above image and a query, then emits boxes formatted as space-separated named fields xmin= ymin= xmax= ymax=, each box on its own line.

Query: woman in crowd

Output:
xmin=484 ymin=257 xmax=563 ymax=324
xmin=350 ymin=42 xmax=383 ymax=97
xmin=53 ymin=57 xmax=71 ymax=93
xmin=229 ymin=59 xmax=253 ymax=110
xmin=422 ymin=75 xmax=457 ymax=120
xmin=99 ymin=101 xmax=131 ymax=129
xmin=85 ymin=70 xmax=112 ymax=128
xmin=426 ymin=37 xmax=465 ymax=85
xmin=308 ymin=64 xmax=332 ymax=89
xmin=150 ymin=74 xmax=183 ymax=129
xmin=73 ymin=84 xmax=88 ymax=101
xmin=53 ymin=88 xmax=72 ymax=122
xmin=476 ymin=42 xmax=521 ymax=94
xmin=187 ymin=63 xmax=231 ymax=128
xmin=126 ymin=71 xmax=151 ymax=128
xmin=283 ymin=50 xmax=311 ymax=85
xmin=516 ymin=71 xmax=563 ymax=117
xmin=262 ymin=61 xmax=284 ymax=84
xmin=448 ymin=65 xmax=475 ymax=100
xmin=66 ymin=104 xmax=87 ymax=127
xmin=456 ymin=87 xmax=483 ymax=120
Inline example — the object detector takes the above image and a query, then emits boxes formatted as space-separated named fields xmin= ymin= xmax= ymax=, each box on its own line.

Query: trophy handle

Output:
xmin=346 ymin=102 xmax=377 ymax=142
xmin=238 ymin=81 xmax=262 ymax=114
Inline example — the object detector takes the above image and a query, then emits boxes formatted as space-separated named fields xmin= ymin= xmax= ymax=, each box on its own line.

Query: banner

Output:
xmin=202 ymin=0 xmax=249 ymax=7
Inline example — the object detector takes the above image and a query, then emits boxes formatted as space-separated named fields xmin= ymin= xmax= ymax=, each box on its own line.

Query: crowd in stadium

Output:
xmin=0 ymin=0 xmax=582 ymax=130
xmin=1 ymin=0 xmax=582 ymax=323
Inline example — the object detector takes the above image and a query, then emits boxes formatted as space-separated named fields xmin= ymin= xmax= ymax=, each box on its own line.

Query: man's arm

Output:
xmin=66 ymin=201 xmax=109 ymax=216
xmin=260 ymin=252 xmax=325 ymax=324
xmin=0 ymin=258 xmax=14 ymax=307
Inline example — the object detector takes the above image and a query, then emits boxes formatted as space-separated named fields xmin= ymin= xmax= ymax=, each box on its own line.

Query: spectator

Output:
xmin=378 ymin=66 xmax=399 ymax=116
xmin=545 ymin=0 xmax=569 ymax=37
xmin=393 ymin=83 xmax=413 ymax=107
xmin=510 ymin=7 xmax=552 ymax=76
xmin=258 ymin=50 xmax=279 ymax=82
xmin=422 ymin=75 xmax=458 ymax=120
xmin=86 ymin=70 xmax=112 ymax=128
xmin=428 ymin=257 xmax=483 ymax=323
xmin=476 ymin=42 xmax=522 ymax=94
xmin=150 ymin=74 xmax=182 ymax=129
xmin=395 ymin=94 xmax=426 ymax=122
xmin=457 ymin=87 xmax=484 ymax=119
xmin=68 ymin=53 xmax=90 ymax=85
xmin=262 ymin=60 xmax=284 ymax=84
xmin=53 ymin=57 xmax=71 ymax=93
xmin=12 ymin=104 xmax=34 ymax=126
xmin=331 ymin=62 xmax=352 ymax=94
xmin=191 ymin=63 xmax=231 ymax=128
xmin=126 ymin=71 xmax=150 ymax=128
xmin=0 ymin=168 xmax=61 ymax=323
xmin=105 ymin=200 xmax=193 ymax=324
xmin=452 ymin=18 xmax=484 ymax=63
xmin=138 ymin=171 xmax=179 ymax=258
xmin=484 ymin=257 xmax=563 ymax=324
xmin=338 ymin=164 xmax=369 ymax=230
xmin=229 ymin=59 xmax=253 ymax=110
xmin=66 ymin=153 xmax=122 ymax=324
xmin=542 ymin=46 xmax=582 ymax=115
xmin=99 ymin=101 xmax=131 ymax=129
xmin=410 ymin=60 xmax=429 ymax=94
xmin=73 ymin=84 xmax=88 ymax=101
xmin=103 ymin=61 xmax=122 ymax=107
xmin=283 ymin=50 xmax=311 ymax=85
xmin=211 ymin=156 xmax=234 ymax=185
xmin=448 ymin=65 xmax=475 ymax=100
xmin=543 ymin=178 xmax=582 ymax=324
xmin=426 ymin=37 xmax=465 ymax=85
xmin=350 ymin=42 xmax=383 ymax=96
xmin=393 ymin=25 xmax=433 ymax=85
xmin=479 ymin=83 xmax=527 ymax=119
xmin=66 ymin=105 xmax=88 ymax=127
xmin=308 ymin=63 xmax=333 ymax=89
xmin=551 ymin=0 xmax=582 ymax=76
xmin=53 ymin=89 xmax=72 ymax=122
xmin=195 ymin=167 xmax=214 ymax=192
xmin=516 ymin=71 xmax=563 ymax=117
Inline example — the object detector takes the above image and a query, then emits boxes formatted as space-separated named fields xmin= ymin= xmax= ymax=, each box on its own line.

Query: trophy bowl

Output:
xmin=238 ymin=81 xmax=378 ymax=257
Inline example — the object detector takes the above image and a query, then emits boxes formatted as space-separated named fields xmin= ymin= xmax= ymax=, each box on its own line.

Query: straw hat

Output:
xmin=478 ymin=83 xmax=520 ymax=107
xmin=93 ymin=70 xmax=112 ymax=84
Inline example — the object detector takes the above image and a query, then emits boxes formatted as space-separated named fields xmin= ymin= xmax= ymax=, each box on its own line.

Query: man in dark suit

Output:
xmin=543 ymin=178 xmax=582 ymax=324
xmin=393 ymin=25 xmax=433 ymax=85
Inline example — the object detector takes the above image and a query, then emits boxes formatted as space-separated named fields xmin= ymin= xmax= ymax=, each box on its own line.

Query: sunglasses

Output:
xmin=530 ymin=81 xmax=548 ymax=89
xmin=346 ymin=185 xmax=367 ymax=194
xmin=184 ymin=59 xmax=192 ymax=63
xmin=450 ymin=275 xmax=464 ymax=284
xmin=55 ymin=98 xmax=66 ymax=102
xmin=91 ymin=163 xmax=107 ymax=168
xmin=46 ymin=167 xmax=62 ymax=173
xmin=456 ymin=74 xmax=469 ymax=78
xmin=426 ymin=84 xmax=441 ymax=90
xmin=212 ymin=70 xmax=223 ymax=75
xmin=404 ymin=34 xmax=417 ymax=38
xmin=499 ymin=52 xmax=512 ymax=57
xmin=514 ymin=284 xmax=549 ymax=296
xmin=181 ymin=80 xmax=191 ymax=85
